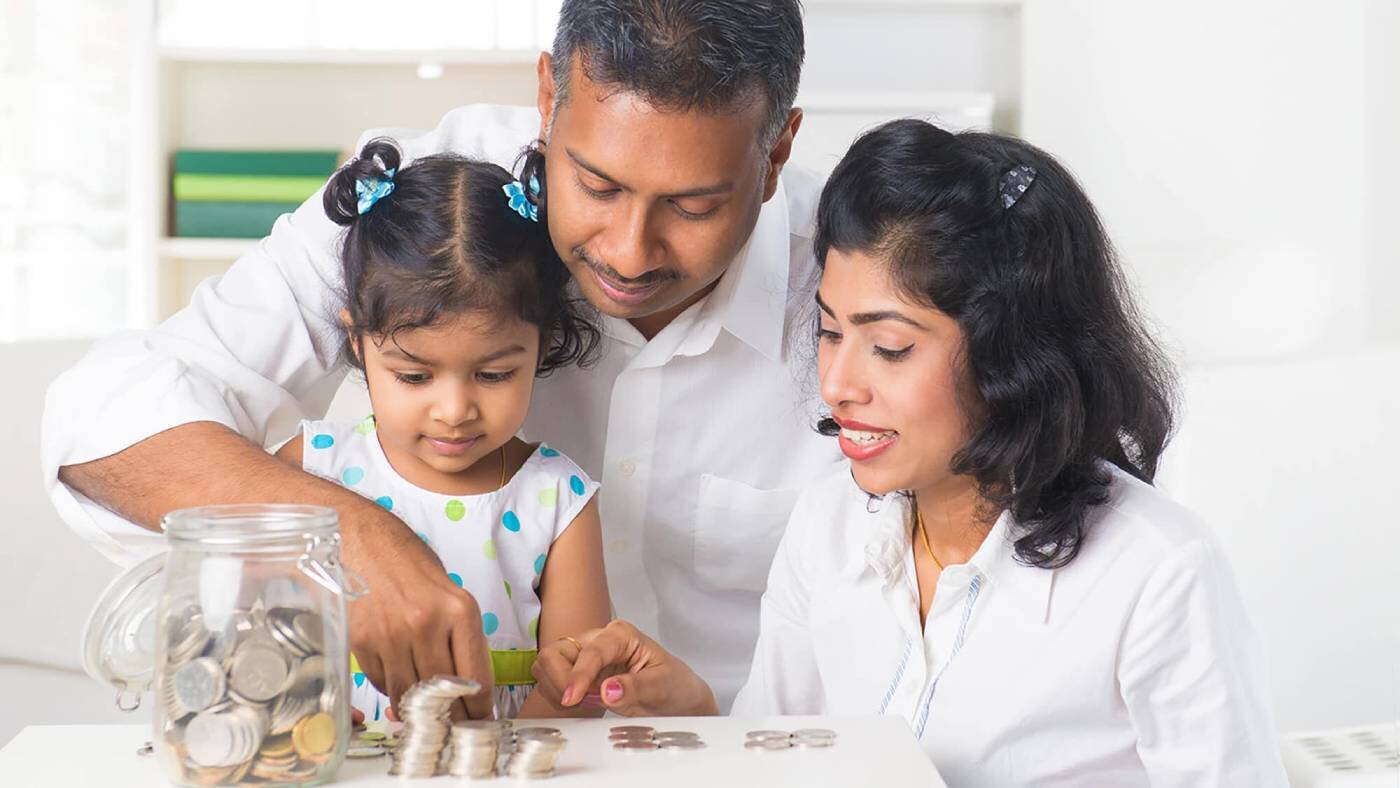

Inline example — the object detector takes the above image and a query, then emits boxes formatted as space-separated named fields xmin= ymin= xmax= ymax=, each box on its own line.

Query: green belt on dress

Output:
xmin=350 ymin=650 xmax=538 ymax=688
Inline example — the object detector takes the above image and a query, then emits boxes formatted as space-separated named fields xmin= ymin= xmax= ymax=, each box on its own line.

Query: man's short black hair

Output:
xmin=551 ymin=0 xmax=805 ymax=148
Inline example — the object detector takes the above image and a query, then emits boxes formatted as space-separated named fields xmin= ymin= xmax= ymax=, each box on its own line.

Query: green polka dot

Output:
xmin=537 ymin=488 xmax=558 ymax=507
xmin=527 ymin=616 xmax=539 ymax=641
xmin=503 ymin=580 xmax=512 ymax=598
xmin=445 ymin=499 xmax=466 ymax=521
xmin=354 ymin=415 xmax=376 ymax=435
xmin=482 ymin=539 xmax=497 ymax=560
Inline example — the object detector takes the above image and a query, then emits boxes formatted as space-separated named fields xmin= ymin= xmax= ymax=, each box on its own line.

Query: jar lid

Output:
xmin=161 ymin=504 xmax=338 ymax=547
xmin=80 ymin=551 xmax=166 ymax=707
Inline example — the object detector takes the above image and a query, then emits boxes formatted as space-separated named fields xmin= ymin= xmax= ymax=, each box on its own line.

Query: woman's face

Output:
xmin=817 ymin=248 xmax=978 ymax=497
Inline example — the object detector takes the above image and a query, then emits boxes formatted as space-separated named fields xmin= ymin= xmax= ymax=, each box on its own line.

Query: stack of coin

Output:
xmin=387 ymin=675 xmax=483 ymax=777
xmin=155 ymin=602 xmax=346 ymax=785
xmin=743 ymin=728 xmax=839 ymax=751
xmin=446 ymin=721 xmax=504 ymax=778
xmin=346 ymin=729 xmax=390 ymax=759
xmin=502 ymin=731 xmax=567 ymax=778
xmin=608 ymin=725 xmax=708 ymax=752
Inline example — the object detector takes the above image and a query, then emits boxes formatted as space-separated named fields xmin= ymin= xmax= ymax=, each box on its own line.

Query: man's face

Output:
xmin=537 ymin=55 xmax=786 ymax=332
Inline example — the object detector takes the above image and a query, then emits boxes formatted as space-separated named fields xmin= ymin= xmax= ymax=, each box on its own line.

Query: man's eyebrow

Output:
xmin=814 ymin=291 xmax=926 ymax=329
xmin=566 ymin=147 xmax=733 ymax=198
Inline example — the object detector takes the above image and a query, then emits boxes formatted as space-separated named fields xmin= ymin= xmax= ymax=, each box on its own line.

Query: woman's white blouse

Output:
xmin=731 ymin=463 xmax=1288 ymax=786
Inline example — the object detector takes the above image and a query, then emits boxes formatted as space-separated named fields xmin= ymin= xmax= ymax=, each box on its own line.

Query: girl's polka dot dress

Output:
xmin=297 ymin=415 xmax=599 ymax=720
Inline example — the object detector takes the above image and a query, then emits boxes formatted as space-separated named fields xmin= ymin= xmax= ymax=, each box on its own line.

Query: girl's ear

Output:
xmin=340 ymin=309 xmax=363 ymax=364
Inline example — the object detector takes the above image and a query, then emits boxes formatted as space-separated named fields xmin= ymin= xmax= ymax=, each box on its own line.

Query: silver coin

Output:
xmin=516 ymin=726 xmax=562 ymax=737
xmin=792 ymin=737 xmax=836 ymax=749
xmin=609 ymin=732 xmax=654 ymax=742
xmin=613 ymin=740 xmax=660 ymax=751
xmin=291 ymin=610 xmax=326 ymax=655
xmin=346 ymin=745 xmax=386 ymax=758
xmin=745 ymin=739 xmax=792 ymax=751
xmin=792 ymin=728 xmax=838 ymax=739
xmin=660 ymin=740 xmax=707 ymax=751
xmin=172 ymin=657 xmax=225 ymax=714
xmin=184 ymin=709 xmax=240 ymax=767
xmin=610 ymin=725 xmax=655 ymax=735
xmin=745 ymin=729 xmax=792 ymax=740
xmin=654 ymin=731 xmax=701 ymax=740
xmin=228 ymin=640 xmax=291 ymax=703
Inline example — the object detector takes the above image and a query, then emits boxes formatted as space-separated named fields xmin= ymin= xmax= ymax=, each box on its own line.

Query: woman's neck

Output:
xmin=911 ymin=477 xmax=994 ymax=566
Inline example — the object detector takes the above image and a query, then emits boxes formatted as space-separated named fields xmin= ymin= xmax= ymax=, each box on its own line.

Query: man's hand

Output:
xmin=60 ymin=421 xmax=496 ymax=719
xmin=531 ymin=619 xmax=718 ymax=717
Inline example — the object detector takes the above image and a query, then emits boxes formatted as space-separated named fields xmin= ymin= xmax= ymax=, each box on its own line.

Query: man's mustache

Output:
xmin=572 ymin=246 xmax=681 ymax=288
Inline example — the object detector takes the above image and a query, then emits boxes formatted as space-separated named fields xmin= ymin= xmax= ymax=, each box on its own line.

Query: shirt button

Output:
xmin=618 ymin=460 xmax=637 ymax=477
xmin=608 ymin=539 xmax=630 ymax=554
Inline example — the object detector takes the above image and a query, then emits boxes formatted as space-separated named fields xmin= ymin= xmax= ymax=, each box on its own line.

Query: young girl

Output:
xmin=537 ymin=120 xmax=1289 ymax=784
xmin=275 ymin=138 xmax=610 ymax=720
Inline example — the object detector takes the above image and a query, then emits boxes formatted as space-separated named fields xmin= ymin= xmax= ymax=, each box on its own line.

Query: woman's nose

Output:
xmin=820 ymin=343 xmax=870 ymax=409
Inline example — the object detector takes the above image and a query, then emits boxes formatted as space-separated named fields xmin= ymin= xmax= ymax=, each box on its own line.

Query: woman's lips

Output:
xmin=425 ymin=435 xmax=480 ymax=457
xmin=833 ymin=416 xmax=899 ymax=462
xmin=591 ymin=269 xmax=664 ymax=306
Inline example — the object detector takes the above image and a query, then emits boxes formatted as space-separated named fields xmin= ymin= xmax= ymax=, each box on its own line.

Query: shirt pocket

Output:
xmin=694 ymin=474 xmax=802 ymax=593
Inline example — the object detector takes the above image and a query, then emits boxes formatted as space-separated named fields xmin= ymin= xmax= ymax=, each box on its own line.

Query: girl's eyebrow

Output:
xmin=814 ymin=291 xmax=927 ymax=330
xmin=383 ymin=344 xmax=527 ymax=365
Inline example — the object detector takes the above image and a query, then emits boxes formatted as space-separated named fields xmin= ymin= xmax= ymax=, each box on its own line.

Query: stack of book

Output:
xmin=173 ymin=150 xmax=341 ymax=238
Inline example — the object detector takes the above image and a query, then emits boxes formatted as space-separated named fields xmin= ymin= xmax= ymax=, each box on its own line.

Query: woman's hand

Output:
xmin=531 ymin=619 xmax=719 ymax=717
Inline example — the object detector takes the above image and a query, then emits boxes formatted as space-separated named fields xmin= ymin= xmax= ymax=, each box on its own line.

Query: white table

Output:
xmin=0 ymin=715 xmax=947 ymax=787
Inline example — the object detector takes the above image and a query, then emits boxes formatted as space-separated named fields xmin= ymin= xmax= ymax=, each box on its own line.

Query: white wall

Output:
xmin=1022 ymin=0 xmax=1377 ymax=364
xmin=1021 ymin=0 xmax=1399 ymax=731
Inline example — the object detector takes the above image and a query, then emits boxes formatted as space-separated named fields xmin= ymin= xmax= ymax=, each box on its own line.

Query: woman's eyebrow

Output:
xmin=815 ymin=291 xmax=926 ymax=329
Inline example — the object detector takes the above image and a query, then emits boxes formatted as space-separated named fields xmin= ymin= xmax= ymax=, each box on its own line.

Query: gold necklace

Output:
xmin=914 ymin=497 xmax=945 ymax=571
xmin=497 ymin=446 xmax=507 ymax=490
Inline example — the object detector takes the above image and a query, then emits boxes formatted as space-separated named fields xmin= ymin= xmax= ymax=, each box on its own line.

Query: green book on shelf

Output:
xmin=174 ymin=150 xmax=340 ymax=177
xmin=175 ymin=201 xmax=301 ymax=238
xmin=173 ymin=174 xmax=328 ymax=203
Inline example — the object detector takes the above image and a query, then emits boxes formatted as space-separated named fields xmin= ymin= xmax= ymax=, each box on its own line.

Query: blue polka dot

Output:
xmin=353 ymin=672 xmax=366 ymax=688
xmin=375 ymin=496 xmax=393 ymax=510
xmin=447 ymin=572 xmax=462 ymax=587
xmin=569 ymin=475 xmax=586 ymax=496
xmin=341 ymin=466 xmax=364 ymax=486
xmin=533 ymin=554 xmax=546 ymax=575
xmin=482 ymin=612 xmax=499 ymax=635
xmin=539 ymin=446 xmax=560 ymax=458
xmin=502 ymin=511 xmax=521 ymax=532
xmin=311 ymin=434 xmax=334 ymax=450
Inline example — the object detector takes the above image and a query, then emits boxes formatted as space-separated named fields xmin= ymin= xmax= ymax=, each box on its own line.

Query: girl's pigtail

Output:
xmin=324 ymin=138 xmax=404 ymax=226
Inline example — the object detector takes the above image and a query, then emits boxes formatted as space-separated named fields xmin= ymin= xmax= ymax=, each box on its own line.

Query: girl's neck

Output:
xmin=911 ymin=476 xmax=995 ymax=566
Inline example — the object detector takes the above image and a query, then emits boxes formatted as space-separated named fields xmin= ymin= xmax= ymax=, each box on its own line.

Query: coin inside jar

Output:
xmin=291 ymin=712 xmax=337 ymax=762
xmin=228 ymin=639 xmax=291 ymax=703
xmin=172 ymin=657 xmax=226 ymax=715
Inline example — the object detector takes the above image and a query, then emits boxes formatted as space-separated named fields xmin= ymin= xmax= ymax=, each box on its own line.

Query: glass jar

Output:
xmin=83 ymin=504 xmax=366 ymax=786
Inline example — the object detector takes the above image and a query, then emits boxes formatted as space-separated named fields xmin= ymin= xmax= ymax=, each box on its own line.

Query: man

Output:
xmin=44 ymin=0 xmax=841 ymax=717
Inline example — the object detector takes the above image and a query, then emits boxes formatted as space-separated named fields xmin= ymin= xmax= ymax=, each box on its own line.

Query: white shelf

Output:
xmin=157 ymin=47 xmax=542 ymax=66
xmin=158 ymin=237 xmax=256 ymax=260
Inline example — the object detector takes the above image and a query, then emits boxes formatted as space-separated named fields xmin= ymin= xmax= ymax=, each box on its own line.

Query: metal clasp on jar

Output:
xmin=297 ymin=533 xmax=369 ymax=600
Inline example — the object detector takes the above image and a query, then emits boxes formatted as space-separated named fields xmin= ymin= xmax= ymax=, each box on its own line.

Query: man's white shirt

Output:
xmin=41 ymin=104 xmax=844 ymax=710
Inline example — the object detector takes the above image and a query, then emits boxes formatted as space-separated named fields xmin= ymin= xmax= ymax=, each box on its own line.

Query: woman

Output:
xmin=531 ymin=119 xmax=1288 ymax=786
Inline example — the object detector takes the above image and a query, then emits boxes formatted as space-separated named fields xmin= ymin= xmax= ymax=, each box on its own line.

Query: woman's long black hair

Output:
xmin=323 ymin=138 xmax=597 ymax=374
xmin=815 ymin=119 xmax=1177 ymax=568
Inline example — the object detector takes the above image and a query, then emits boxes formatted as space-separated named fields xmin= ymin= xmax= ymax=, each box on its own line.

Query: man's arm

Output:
xmin=62 ymin=421 xmax=496 ymax=719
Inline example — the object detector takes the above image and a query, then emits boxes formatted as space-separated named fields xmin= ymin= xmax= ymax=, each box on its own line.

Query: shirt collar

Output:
xmin=862 ymin=492 xmax=1054 ymax=626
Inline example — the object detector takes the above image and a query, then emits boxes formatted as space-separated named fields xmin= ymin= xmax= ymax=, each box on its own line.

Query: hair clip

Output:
xmin=999 ymin=164 xmax=1037 ymax=209
xmin=355 ymin=167 xmax=397 ymax=215
xmin=503 ymin=174 xmax=541 ymax=222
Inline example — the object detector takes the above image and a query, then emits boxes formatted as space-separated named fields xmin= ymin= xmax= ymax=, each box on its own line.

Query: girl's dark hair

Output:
xmin=323 ymin=138 xmax=598 ymax=375
xmin=815 ymin=119 xmax=1177 ymax=569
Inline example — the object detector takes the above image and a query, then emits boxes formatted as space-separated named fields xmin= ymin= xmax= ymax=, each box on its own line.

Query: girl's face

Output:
xmin=817 ymin=248 xmax=979 ymax=498
xmin=355 ymin=311 xmax=541 ymax=493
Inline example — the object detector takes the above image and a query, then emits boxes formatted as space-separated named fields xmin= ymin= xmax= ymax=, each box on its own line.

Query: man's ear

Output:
xmin=762 ymin=108 xmax=804 ymax=202
xmin=536 ymin=52 xmax=557 ymax=143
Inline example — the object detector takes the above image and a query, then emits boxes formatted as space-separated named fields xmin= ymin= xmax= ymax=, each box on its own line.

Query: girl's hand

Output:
xmin=531 ymin=619 xmax=719 ymax=717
